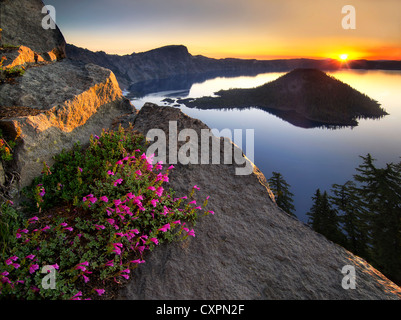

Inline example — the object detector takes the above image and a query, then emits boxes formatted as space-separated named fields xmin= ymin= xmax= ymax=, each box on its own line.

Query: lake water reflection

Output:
xmin=130 ymin=70 xmax=401 ymax=223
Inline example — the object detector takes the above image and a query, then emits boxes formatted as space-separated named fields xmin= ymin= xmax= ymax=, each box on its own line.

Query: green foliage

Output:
xmin=28 ymin=125 xmax=147 ymax=209
xmin=1 ymin=126 xmax=212 ymax=300
xmin=0 ymin=201 xmax=20 ymax=256
xmin=0 ymin=129 xmax=16 ymax=162
xmin=267 ymin=171 xmax=296 ymax=217
xmin=3 ymin=66 xmax=25 ymax=79
xmin=330 ymin=181 xmax=369 ymax=258
xmin=307 ymin=189 xmax=346 ymax=246
xmin=310 ymin=154 xmax=401 ymax=286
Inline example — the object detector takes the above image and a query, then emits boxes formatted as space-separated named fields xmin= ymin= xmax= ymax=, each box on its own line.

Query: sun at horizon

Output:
xmin=339 ymin=54 xmax=349 ymax=61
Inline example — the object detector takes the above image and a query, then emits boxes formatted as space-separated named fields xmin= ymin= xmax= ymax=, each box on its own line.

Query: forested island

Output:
xmin=179 ymin=68 xmax=388 ymax=127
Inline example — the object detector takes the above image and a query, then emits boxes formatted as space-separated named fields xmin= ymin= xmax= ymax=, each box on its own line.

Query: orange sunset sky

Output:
xmin=44 ymin=0 xmax=401 ymax=60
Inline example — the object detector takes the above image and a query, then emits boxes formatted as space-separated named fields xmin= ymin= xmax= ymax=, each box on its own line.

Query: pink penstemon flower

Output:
xmin=130 ymin=259 xmax=145 ymax=264
xmin=155 ymin=186 xmax=164 ymax=197
xmin=105 ymin=260 xmax=114 ymax=267
xmin=158 ymin=223 xmax=171 ymax=233
xmin=99 ymin=196 xmax=109 ymax=202
xmin=71 ymin=291 xmax=82 ymax=300
xmin=151 ymin=199 xmax=159 ymax=207
xmin=183 ymin=227 xmax=196 ymax=237
xmin=114 ymin=178 xmax=123 ymax=186
xmin=28 ymin=216 xmax=39 ymax=224
xmin=94 ymin=289 xmax=105 ymax=296
xmin=29 ymin=264 xmax=39 ymax=274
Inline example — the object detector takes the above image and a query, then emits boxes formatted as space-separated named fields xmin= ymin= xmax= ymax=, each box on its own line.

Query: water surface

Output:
xmin=129 ymin=70 xmax=401 ymax=223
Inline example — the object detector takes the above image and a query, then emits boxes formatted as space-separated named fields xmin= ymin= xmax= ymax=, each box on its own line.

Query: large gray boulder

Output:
xmin=118 ymin=104 xmax=401 ymax=300
xmin=0 ymin=60 xmax=133 ymax=189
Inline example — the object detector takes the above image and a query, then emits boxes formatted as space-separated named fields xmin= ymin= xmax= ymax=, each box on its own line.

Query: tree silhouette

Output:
xmin=268 ymin=172 xmax=296 ymax=217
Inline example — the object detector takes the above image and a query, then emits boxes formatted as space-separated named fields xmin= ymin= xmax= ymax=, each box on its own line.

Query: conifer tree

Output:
xmin=307 ymin=189 xmax=345 ymax=245
xmin=268 ymin=172 xmax=296 ymax=217
xmin=353 ymin=154 xmax=401 ymax=284
xmin=330 ymin=181 xmax=370 ymax=258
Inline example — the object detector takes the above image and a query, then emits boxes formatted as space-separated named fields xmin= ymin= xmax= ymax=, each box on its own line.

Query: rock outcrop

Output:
xmin=0 ymin=0 xmax=66 ymax=61
xmin=118 ymin=103 xmax=401 ymax=300
xmin=0 ymin=0 xmax=134 ymax=191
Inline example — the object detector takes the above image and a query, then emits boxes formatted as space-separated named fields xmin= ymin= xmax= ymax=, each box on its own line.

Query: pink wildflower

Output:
xmin=82 ymin=274 xmax=90 ymax=283
xmin=151 ymin=199 xmax=159 ymax=207
xmin=148 ymin=186 xmax=156 ymax=191
xmin=95 ymin=289 xmax=105 ymax=296
xmin=28 ymin=216 xmax=39 ymax=224
xmin=189 ymin=200 xmax=197 ymax=205
xmin=29 ymin=264 xmax=39 ymax=274
xmin=193 ymin=185 xmax=200 ymax=190
xmin=150 ymin=238 xmax=159 ymax=245
xmin=64 ymin=227 xmax=73 ymax=232
xmin=71 ymin=291 xmax=82 ymax=300
xmin=158 ymin=223 xmax=171 ymax=232
xmin=135 ymin=170 xmax=142 ymax=176
xmin=105 ymin=260 xmax=114 ymax=267
xmin=155 ymin=186 xmax=164 ymax=197
xmin=168 ymin=165 xmax=174 ymax=170
xmin=130 ymin=259 xmax=145 ymax=264
xmin=100 ymin=196 xmax=108 ymax=202
xmin=107 ymin=170 xmax=115 ymax=176
xmin=114 ymin=178 xmax=123 ymax=186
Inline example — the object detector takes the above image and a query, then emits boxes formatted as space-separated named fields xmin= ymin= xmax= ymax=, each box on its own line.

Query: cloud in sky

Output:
xmin=44 ymin=0 xmax=401 ymax=59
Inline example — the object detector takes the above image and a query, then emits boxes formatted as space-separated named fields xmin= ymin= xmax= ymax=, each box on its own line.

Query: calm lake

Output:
xmin=128 ymin=69 xmax=401 ymax=223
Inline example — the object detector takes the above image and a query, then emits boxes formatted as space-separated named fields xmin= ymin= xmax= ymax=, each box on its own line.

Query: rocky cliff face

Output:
xmin=0 ymin=0 xmax=66 ymax=61
xmin=0 ymin=0 xmax=134 ymax=192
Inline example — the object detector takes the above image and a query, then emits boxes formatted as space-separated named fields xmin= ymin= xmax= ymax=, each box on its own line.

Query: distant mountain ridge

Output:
xmin=66 ymin=44 xmax=401 ymax=91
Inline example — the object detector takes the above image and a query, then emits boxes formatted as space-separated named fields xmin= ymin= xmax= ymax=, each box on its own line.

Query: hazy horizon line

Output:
xmin=68 ymin=42 xmax=401 ymax=62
